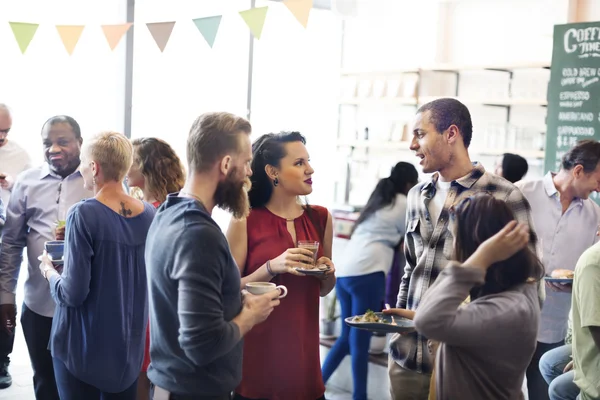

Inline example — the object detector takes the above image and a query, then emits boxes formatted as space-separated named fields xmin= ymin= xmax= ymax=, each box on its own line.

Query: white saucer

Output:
xmin=38 ymin=255 xmax=64 ymax=265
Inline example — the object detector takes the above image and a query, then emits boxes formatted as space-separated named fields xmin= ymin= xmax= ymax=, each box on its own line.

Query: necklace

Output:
xmin=180 ymin=191 xmax=205 ymax=207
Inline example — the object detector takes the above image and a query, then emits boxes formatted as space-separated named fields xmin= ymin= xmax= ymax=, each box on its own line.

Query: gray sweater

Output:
xmin=414 ymin=263 xmax=539 ymax=400
xmin=146 ymin=195 xmax=243 ymax=397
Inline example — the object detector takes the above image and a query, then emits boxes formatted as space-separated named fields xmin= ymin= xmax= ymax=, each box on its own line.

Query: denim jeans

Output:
xmin=321 ymin=272 xmax=386 ymax=400
xmin=539 ymin=344 xmax=579 ymax=400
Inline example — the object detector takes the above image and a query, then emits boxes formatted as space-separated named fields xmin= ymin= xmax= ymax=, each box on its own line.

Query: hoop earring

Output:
xmin=273 ymin=178 xmax=279 ymax=187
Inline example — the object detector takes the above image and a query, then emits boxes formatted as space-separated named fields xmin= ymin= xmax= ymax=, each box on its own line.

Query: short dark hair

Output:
xmin=502 ymin=153 xmax=529 ymax=183
xmin=41 ymin=115 xmax=81 ymax=139
xmin=561 ymin=139 xmax=600 ymax=173
xmin=187 ymin=112 xmax=252 ymax=173
xmin=417 ymin=98 xmax=473 ymax=148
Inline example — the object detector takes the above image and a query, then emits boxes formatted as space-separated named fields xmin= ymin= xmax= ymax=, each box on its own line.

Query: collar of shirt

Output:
xmin=420 ymin=162 xmax=485 ymax=200
xmin=39 ymin=162 xmax=83 ymax=181
xmin=543 ymin=171 xmax=583 ymax=207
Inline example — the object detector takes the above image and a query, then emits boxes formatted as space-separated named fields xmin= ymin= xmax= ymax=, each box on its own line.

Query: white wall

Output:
xmin=251 ymin=2 xmax=342 ymax=209
xmin=0 ymin=0 xmax=127 ymax=164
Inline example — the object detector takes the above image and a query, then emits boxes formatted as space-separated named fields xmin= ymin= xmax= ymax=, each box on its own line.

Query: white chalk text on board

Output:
xmin=546 ymin=22 xmax=600 ymax=205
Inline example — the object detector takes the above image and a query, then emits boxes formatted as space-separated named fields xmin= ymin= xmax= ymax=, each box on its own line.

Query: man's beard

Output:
xmin=214 ymin=167 xmax=251 ymax=219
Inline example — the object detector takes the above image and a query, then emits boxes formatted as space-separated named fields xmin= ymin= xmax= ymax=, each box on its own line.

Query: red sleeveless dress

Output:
xmin=236 ymin=206 xmax=328 ymax=400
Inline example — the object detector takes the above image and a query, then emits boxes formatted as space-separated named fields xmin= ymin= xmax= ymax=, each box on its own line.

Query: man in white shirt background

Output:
xmin=516 ymin=139 xmax=600 ymax=400
xmin=0 ymin=105 xmax=32 ymax=206
xmin=0 ymin=104 xmax=32 ymax=389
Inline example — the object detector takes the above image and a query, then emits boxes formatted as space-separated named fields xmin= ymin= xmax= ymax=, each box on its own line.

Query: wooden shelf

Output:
xmin=337 ymin=140 xmax=411 ymax=150
xmin=340 ymin=96 xmax=547 ymax=107
xmin=474 ymin=149 xmax=545 ymax=159
xmin=418 ymin=96 xmax=547 ymax=107
xmin=340 ymin=97 xmax=417 ymax=106
xmin=341 ymin=62 xmax=550 ymax=76
xmin=337 ymin=140 xmax=545 ymax=159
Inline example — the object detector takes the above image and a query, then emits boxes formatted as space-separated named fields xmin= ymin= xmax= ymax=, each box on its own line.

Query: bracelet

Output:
xmin=266 ymin=260 xmax=277 ymax=277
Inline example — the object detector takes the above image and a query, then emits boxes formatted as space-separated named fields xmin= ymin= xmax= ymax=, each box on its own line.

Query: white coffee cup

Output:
xmin=245 ymin=282 xmax=288 ymax=299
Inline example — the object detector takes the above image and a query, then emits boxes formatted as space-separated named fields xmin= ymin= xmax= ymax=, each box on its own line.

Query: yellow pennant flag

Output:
xmin=239 ymin=6 xmax=269 ymax=40
xmin=56 ymin=25 xmax=85 ymax=55
xmin=101 ymin=23 xmax=132 ymax=51
xmin=146 ymin=22 xmax=176 ymax=52
xmin=283 ymin=0 xmax=313 ymax=28
xmin=9 ymin=22 xmax=39 ymax=54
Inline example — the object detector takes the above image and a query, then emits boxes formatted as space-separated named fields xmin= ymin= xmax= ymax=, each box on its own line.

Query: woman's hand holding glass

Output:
xmin=269 ymin=248 xmax=315 ymax=276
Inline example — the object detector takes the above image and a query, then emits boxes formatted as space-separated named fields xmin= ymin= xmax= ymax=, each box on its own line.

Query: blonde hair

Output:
xmin=85 ymin=131 xmax=133 ymax=182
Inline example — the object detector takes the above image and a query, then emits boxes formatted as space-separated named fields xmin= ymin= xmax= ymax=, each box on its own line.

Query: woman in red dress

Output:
xmin=126 ymin=137 xmax=185 ymax=400
xmin=227 ymin=131 xmax=336 ymax=400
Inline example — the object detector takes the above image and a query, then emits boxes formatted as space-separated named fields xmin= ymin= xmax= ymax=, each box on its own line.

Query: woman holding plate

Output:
xmin=227 ymin=131 xmax=335 ymax=400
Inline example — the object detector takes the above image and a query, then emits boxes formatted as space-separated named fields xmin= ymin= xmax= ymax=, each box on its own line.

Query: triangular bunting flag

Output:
xmin=146 ymin=22 xmax=176 ymax=52
xmin=193 ymin=15 xmax=222 ymax=48
xmin=239 ymin=6 xmax=269 ymax=40
xmin=56 ymin=25 xmax=85 ymax=55
xmin=284 ymin=0 xmax=313 ymax=28
xmin=101 ymin=23 xmax=132 ymax=51
xmin=9 ymin=22 xmax=39 ymax=54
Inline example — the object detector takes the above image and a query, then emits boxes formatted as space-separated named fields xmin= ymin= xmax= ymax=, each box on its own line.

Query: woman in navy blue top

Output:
xmin=40 ymin=131 xmax=155 ymax=400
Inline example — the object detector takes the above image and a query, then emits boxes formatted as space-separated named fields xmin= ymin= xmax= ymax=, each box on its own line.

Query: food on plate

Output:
xmin=299 ymin=263 xmax=330 ymax=271
xmin=551 ymin=269 xmax=574 ymax=279
xmin=352 ymin=309 xmax=397 ymax=325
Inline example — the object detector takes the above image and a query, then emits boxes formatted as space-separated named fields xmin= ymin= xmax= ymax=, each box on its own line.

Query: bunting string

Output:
xmin=4 ymin=0 xmax=313 ymax=55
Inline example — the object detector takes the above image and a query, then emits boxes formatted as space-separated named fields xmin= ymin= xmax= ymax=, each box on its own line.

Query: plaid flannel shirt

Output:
xmin=389 ymin=163 xmax=539 ymax=374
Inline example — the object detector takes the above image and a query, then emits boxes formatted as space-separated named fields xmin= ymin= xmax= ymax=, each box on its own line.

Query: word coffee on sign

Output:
xmin=546 ymin=21 xmax=600 ymax=206
xmin=564 ymin=26 xmax=600 ymax=58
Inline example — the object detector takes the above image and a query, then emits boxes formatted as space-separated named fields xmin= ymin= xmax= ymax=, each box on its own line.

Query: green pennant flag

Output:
xmin=239 ymin=6 xmax=269 ymax=40
xmin=193 ymin=15 xmax=222 ymax=48
xmin=9 ymin=22 xmax=39 ymax=54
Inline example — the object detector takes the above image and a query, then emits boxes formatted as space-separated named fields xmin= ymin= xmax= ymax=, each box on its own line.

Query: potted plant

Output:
xmin=320 ymin=291 xmax=339 ymax=338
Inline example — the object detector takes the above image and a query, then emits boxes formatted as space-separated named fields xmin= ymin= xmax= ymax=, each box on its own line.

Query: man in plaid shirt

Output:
xmin=386 ymin=98 xmax=539 ymax=400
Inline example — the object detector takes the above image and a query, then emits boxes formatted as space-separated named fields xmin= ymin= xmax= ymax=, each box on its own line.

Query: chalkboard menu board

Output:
xmin=545 ymin=22 xmax=600 ymax=202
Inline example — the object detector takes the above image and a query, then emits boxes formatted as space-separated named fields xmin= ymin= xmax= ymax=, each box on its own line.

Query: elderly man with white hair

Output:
xmin=0 ymin=104 xmax=31 ymax=390
xmin=0 ymin=104 xmax=32 ymax=205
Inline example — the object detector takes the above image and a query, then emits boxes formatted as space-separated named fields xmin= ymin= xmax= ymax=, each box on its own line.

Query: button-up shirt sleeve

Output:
xmin=398 ymin=187 xmax=419 ymax=309
xmin=505 ymin=185 xmax=546 ymax=305
xmin=49 ymin=205 xmax=93 ymax=307
xmin=0 ymin=179 xmax=28 ymax=305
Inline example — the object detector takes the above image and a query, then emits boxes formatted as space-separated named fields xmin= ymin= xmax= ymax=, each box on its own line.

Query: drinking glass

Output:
xmin=297 ymin=240 xmax=319 ymax=266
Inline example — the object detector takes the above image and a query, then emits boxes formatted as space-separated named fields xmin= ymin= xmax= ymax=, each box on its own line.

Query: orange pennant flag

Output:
xmin=146 ymin=22 xmax=176 ymax=52
xmin=101 ymin=23 xmax=132 ymax=51
xmin=56 ymin=25 xmax=85 ymax=55
xmin=284 ymin=0 xmax=313 ymax=28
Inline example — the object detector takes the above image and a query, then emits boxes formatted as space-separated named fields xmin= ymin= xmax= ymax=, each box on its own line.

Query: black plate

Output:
xmin=345 ymin=312 xmax=415 ymax=334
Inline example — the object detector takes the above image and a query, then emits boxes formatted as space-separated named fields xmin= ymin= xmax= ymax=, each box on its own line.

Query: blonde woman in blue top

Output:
xmin=40 ymin=132 xmax=155 ymax=400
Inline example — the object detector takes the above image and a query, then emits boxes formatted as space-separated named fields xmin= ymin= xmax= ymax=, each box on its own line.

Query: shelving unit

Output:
xmin=335 ymin=62 xmax=550 ymax=205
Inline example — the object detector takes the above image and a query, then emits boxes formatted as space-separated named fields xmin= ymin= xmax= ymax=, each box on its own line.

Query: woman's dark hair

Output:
xmin=502 ymin=153 xmax=528 ymax=183
xmin=249 ymin=131 xmax=324 ymax=240
xmin=452 ymin=194 xmax=544 ymax=300
xmin=351 ymin=162 xmax=418 ymax=236
xmin=131 ymin=137 xmax=185 ymax=204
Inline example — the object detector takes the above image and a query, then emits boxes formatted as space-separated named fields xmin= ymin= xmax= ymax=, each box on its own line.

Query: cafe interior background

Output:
xmin=1 ymin=0 xmax=600 ymax=398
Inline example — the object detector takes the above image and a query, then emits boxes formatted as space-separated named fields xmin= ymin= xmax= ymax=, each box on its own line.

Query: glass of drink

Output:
xmin=297 ymin=240 xmax=319 ymax=266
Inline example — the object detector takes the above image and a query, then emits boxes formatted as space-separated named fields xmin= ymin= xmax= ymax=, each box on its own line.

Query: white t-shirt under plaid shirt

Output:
xmin=389 ymin=162 xmax=540 ymax=374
